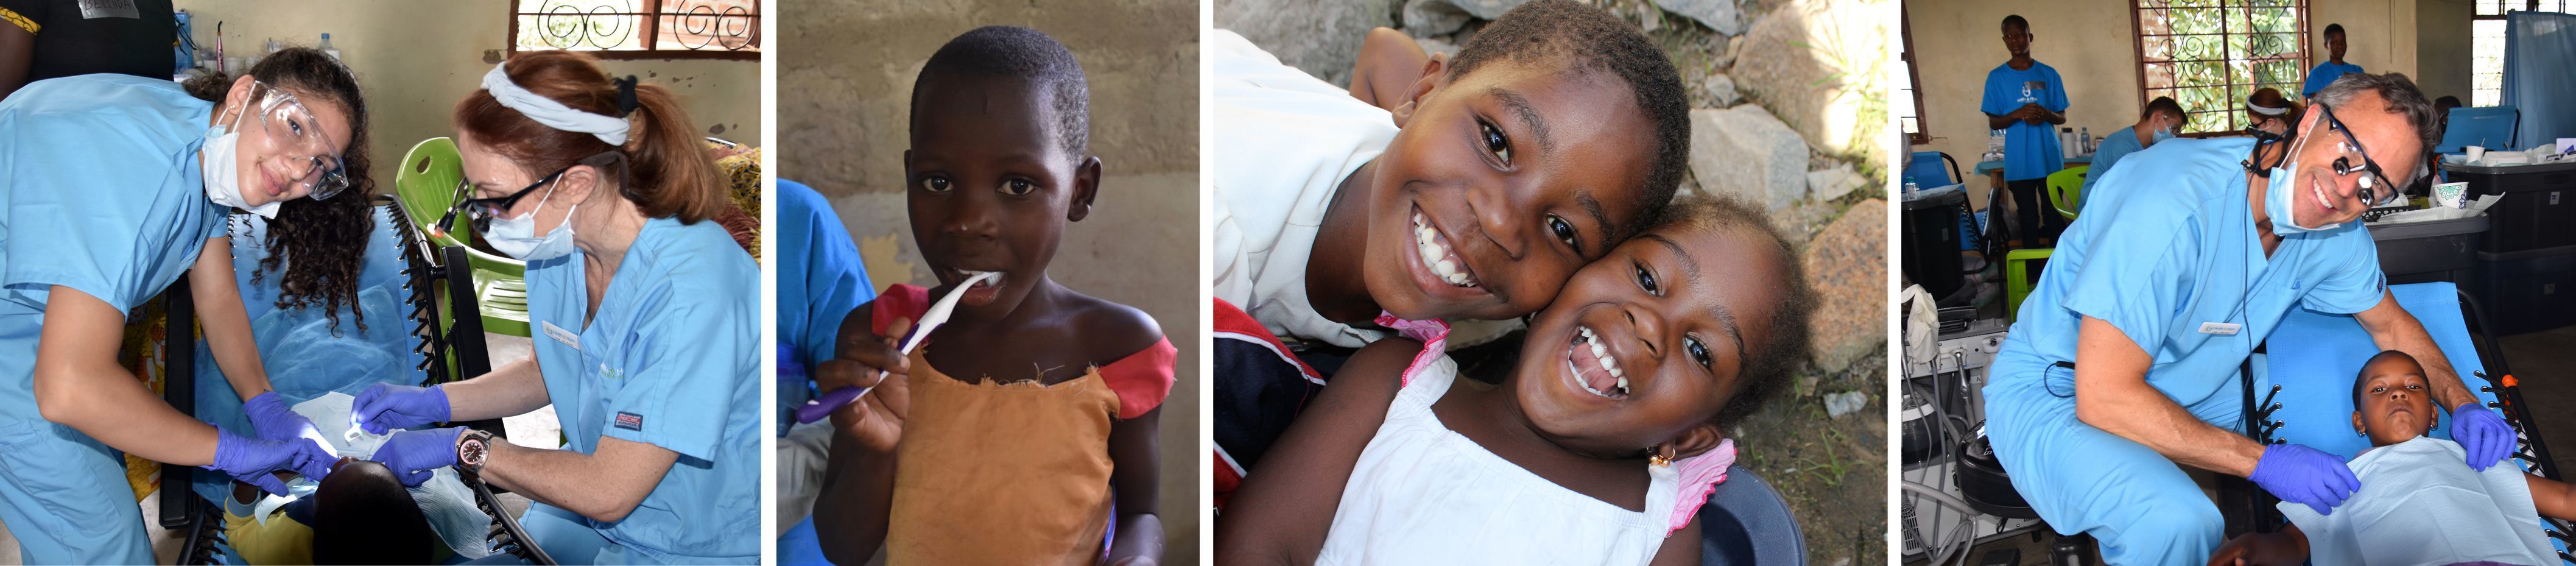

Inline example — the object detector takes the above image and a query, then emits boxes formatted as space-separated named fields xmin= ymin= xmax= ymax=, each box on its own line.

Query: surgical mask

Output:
xmin=200 ymin=106 xmax=283 ymax=219
xmin=481 ymin=186 xmax=579 ymax=261
xmin=2152 ymin=126 xmax=2176 ymax=144
xmin=2264 ymin=134 xmax=2345 ymax=235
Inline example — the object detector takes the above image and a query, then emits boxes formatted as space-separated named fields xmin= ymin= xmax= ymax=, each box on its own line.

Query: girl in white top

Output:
xmin=1208 ymin=0 xmax=1696 ymax=349
xmin=1217 ymin=198 xmax=1818 ymax=565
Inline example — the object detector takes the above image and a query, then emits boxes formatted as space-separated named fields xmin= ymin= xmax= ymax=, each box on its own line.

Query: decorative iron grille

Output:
xmin=510 ymin=0 xmax=759 ymax=60
xmin=2134 ymin=0 xmax=2307 ymax=134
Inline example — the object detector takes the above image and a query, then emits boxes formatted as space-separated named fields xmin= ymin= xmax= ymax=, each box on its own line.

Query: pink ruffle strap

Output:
xmin=1666 ymin=438 xmax=1737 ymax=536
xmin=1374 ymin=313 xmax=1451 ymax=387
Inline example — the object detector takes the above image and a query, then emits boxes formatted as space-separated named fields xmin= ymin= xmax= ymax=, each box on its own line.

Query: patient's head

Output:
xmin=312 ymin=458 xmax=439 ymax=565
xmin=2352 ymin=350 xmax=2438 ymax=447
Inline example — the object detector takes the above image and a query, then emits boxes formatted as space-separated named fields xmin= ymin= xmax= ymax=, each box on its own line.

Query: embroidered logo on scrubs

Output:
xmin=599 ymin=363 xmax=627 ymax=381
xmin=615 ymin=412 xmax=644 ymax=431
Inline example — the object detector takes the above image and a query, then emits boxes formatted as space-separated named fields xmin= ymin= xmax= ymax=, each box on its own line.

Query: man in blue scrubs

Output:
xmin=1982 ymin=14 xmax=2071 ymax=247
xmin=2078 ymin=96 xmax=2186 ymax=208
xmin=1985 ymin=73 xmax=2516 ymax=565
xmin=2303 ymin=24 xmax=2363 ymax=100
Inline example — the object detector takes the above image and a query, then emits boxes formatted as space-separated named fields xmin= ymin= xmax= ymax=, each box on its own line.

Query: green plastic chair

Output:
xmin=393 ymin=137 xmax=532 ymax=339
xmin=2045 ymin=164 xmax=2088 ymax=220
xmin=2003 ymin=248 xmax=2051 ymax=322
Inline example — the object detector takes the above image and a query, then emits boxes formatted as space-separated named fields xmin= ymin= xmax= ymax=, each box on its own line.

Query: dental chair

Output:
xmin=2240 ymin=281 xmax=2571 ymax=561
xmin=161 ymin=195 xmax=552 ymax=565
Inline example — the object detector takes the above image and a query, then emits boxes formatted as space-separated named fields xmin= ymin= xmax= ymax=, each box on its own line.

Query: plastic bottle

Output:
xmin=2079 ymin=127 xmax=2091 ymax=155
xmin=2061 ymin=128 xmax=2077 ymax=159
xmin=320 ymin=33 xmax=340 ymax=60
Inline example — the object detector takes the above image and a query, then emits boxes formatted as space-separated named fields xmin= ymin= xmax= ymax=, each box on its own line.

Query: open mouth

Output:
xmin=2312 ymin=179 xmax=2338 ymax=216
xmin=1411 ymin=207 xmax=1482 ymax=288
xmin=945 ymin=268 xmax=1007 ymax=305
xmin=1565 ymin=325 xmax=1630 ymax=400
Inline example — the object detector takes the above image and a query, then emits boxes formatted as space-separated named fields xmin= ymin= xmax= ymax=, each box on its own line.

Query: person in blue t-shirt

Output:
xmin=1981 ymin=14 xmax=2071 ymax=247
xmin=2303 ymin=24 xmax=2363 ymax=99
xmin=2079 ymin=96 xmax=2187 ymax=207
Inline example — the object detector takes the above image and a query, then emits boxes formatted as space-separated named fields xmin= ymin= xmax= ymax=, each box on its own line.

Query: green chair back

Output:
xmin=394 ymin=138 xmax=532 ymax=338
xmin=2046 ymin=165 xmax=2088 ymax=221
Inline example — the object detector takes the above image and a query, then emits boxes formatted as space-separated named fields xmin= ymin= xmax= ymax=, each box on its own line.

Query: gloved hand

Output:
xmin=2451 ymin=401 xmax=2515 ymax=470
xmin=351 ymin=383 xmax=451 ymax=435
xmin=374 ymin=426 xmax=466 ymax=487
xmin=243 ymin=391 xmax=325 ymax=445
xmin=207 ymin=427 xmax=334 ymax=496
xmin=2249 ymin=443 xmax=2361 ymax=515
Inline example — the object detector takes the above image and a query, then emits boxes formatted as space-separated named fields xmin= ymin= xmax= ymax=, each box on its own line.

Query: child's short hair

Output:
xmin=909 ymin=26 xmax=1092 ymax=161
xmin=2353 ymin=349 xmax=2419 ymax=407
xmin=1653 ymin=196 xmax=1814 ymax=429
xmin=1447 ymin=0 xmax=1689 ymax=239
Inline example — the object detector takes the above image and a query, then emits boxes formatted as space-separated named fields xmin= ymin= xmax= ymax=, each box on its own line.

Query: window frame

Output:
xmin=507 ymin=0 xmax=761 ymax=61
xmin=2471 ymin=0 xmax=2571 ymax=107
xmin=1902 ymin=4 xmax=1929 ymax=145
xmin=2130 ymin=0 xmax=2309 ymax=136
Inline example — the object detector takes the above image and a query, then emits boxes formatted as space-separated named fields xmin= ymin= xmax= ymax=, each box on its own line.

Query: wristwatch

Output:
xmin=456 ymin=429 xmax=496 ymax=475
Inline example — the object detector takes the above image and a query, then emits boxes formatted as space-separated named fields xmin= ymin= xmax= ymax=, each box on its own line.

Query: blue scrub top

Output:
xmin=1993 ymin=137 xmax=2387 ymax=407
xmin=1982 ymin=61 xmax=2070 ymax=182
xmin=775 ymin=179 xmax=872 ymax=367
xmin=2078 ymin=125 xmax=2149 ymax=205
xmin=2303 ymin=61 xmax=2365 ymax=98
xmin=526 ymin=216 xmax=759 ymax=564
xmin=0 ymin=74 xmax=225 ymax=421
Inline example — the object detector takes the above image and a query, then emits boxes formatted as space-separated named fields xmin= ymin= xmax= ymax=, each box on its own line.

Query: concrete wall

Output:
xmin=2415 ymin=0 xmax=2478 ymax=102
xmin=175 ymin=1 xmax=764 ymax=194
xmin=1909 ymin=0 xmax=2452 ymax=207
xmin=778 ymin=0 xmax=1202 ymax=561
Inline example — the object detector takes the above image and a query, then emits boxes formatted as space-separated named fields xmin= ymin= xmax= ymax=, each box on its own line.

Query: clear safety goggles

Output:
xmin=238 ymin=82 xmax=352 ymax=200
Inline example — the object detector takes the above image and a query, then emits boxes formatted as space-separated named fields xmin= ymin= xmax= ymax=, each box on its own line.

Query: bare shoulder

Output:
xmin=1061 ymin=291 xmax=1166 ymax=366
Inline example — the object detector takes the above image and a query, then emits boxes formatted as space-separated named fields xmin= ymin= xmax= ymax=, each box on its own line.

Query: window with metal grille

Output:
xmin=2474 ymin=0 xmax=2572 ymax=107
xmin=1901 ymin=5 xmax=1927 ymax=144
xmin=2133 ymin=0 xmax=2307 ymax=135
xmin=510 ymin=0 xmax=760 ymax=60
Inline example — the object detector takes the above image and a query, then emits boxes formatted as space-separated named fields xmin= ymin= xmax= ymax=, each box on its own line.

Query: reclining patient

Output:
xmin=2208 ymin=350 xmax=2572 ymax=566
xmin=220 ymin=392 xmax=491 ymax=565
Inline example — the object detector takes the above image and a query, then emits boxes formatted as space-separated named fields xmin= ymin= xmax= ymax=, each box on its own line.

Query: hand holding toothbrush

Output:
xmin=815 ymin=316 xmax=913 ymax=455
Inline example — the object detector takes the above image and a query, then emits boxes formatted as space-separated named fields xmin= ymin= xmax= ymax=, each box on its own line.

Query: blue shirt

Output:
xmin=1992 ymin=138 xmax=2387 ymax=407
xmin=2079 ymin=125 xmax=2150 ymax=207
xmin=773 ymin=179 xmax=871 ymax=414
xmin=526 ymin=216 xmax=759 ymax=563
xmin=1982 ymin=61 xmax=2071 ymax=181
xmin=0 ymin=74 xmax=225 ymax=422
xmin=2304 ymin=61 xmax=2365 ymax=98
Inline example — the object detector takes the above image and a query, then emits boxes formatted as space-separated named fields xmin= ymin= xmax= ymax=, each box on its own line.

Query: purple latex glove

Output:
xmin=2250 ymin=443 xmax=2362 ymax=515
xmin=207 ymin=427 xmax=334 ymax=496
xmin=351 ymin=383 xmax=451 ymax=435
xmin=373 ymin=426 xmax=466 ymax=487
xmin=243 ymin=391 xmax=323 ymax=444
xmin=2451 ymin=401 xmax=2515 ymax=471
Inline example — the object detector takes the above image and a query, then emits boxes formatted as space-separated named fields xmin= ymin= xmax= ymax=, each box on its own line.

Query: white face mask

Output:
xmin=482 ymin=185 xmax=578 ymax=261
xmin=201 ymin=105 xmax=283 ymax=219
xmin=2265 ymin=133 xmax=2344 ymax=235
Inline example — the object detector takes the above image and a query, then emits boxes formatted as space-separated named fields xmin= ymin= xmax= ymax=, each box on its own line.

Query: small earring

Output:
xmin=1648 ymin=445 xmax=1673 ymax=467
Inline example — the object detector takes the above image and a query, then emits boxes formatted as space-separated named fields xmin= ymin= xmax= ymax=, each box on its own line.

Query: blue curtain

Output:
xmin=2502 ymin=10 xmax=2576 ymax=148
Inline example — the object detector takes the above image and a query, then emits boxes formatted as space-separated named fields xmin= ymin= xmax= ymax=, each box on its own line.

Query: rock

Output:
xmin=1688 ymin=106 xmax=1810 ymax=213
xmin=1802 ymin=200 xmax=1887 ymax=371
xmin=1823 ymin=391 xmax=1868 ymax=418
xmin=1728 ymin=0 xmax=1892 ymax=172
xmin=1402 ymin=0 xmax=1474 ymax=37
xmin=1807 ymin=163 xmax=1863 ymax=202
xmin=1217 ymin=0 xmax=1402 ymax=87
xmin=1700 ymin=73 xmax=1740 ymax=108
xmin=1656 ymin=0 xmax=1744 ymax=36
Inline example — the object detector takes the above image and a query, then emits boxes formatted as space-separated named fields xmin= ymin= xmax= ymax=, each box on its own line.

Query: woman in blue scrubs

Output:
xmin=1983 ymin=73 xmax=2511 ymax=565
xmin=352 ymin=51 xmax=759 ymax=565
xmin=0 ymin=47 xmax=370 ymax=564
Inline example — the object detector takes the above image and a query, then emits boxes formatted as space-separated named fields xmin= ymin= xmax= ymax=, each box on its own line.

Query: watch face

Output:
xmin=461 ymin=438 xmax=488 ymax=465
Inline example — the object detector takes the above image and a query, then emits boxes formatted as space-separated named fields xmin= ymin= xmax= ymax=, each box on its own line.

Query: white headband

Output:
xmin=2250 ymin=103 xmax=2289 ymax=116
xmin=480 ymin=63 xmax=630 ymax=146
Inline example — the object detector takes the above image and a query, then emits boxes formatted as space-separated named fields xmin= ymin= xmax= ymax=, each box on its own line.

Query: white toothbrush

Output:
xmin=796 ymin=271 xmax=998 ymax=423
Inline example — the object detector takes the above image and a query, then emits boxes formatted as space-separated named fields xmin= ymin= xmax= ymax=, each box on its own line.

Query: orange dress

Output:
xmin=871 ymin=285 xmax=1175 ymax=565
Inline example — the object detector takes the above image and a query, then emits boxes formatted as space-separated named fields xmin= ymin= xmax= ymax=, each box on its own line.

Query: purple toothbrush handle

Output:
xmin=797 ymin=386 xmax=867 ymax=423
